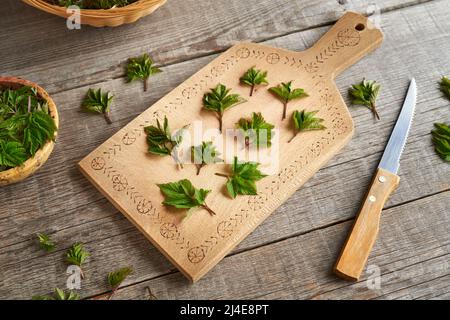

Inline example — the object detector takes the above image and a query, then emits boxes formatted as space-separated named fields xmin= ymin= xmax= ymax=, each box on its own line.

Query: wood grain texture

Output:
xmin=334 ymin=168 xmax=400 ymax=281
xmin=0 ymin=0 xmax=449 ymax=299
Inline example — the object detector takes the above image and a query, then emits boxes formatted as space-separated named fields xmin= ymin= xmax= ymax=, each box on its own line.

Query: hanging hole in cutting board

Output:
xmin=355 ymin=23 xmax=365 ymax=31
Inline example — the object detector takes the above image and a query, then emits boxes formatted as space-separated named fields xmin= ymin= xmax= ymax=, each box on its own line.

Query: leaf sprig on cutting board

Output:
xmin=32 ymin=288 xmax=80 ymax=300
xmin=431 ymin=123 xmax=450 ymax=162
xmin=66 ymin=242 xmax=90 ymax=279
xmin=215 ymin=157 xmax=267 ymax=199
xmin=349 ymin=79 xmax=381 ymax=120
xmin=236 ymin=112 xmax=274 ymax=148
xmin=127 ymin=53 xmax=162 ymax=92
xmin=269 ymin=81 xmax=308 ymax=120
xmin=37 ymin=233 xmax=56 ymax=252
xmin=289 ymin=110 xmax=326 ymax=143
xmin=440 ymin=76 xmax=450 ymax=101
xmin=144 ymin=116 xmax=187 ymax=168
xmin=191 ymin=141 xmax=222 ymax=175
xmin=158 ymin=179 xmax=216 ymax=216
xmin=0 ymin=86 xmax=56 ymax=172
xmin=203 ymin=84 xmax=246 ymax=132
xmin=240 ymin=67 xmax=268 ymax=96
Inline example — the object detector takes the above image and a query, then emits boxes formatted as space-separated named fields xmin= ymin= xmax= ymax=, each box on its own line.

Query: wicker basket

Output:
xmin=0 ymin=77 xmax=59 ymax=187
xmin=22 ymin=0 xmax=166 ymax=27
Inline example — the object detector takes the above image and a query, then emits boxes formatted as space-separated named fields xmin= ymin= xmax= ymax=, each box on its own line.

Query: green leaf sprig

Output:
xmin=203 ymin=84 xmax=246 ymax=132
xmin=37 ymin=233 xmax=56 ymax=252
xmin=32 ymin=288 xmax=80 ymax=300
xmin=349 ymin=79 xmax=381 ymax=120
xmin=240 ymin=67 xmax=268 ymax=96
xmin=440 ymin=76 xmax=450 ymax=101
xmin=269 ymin=81 xmax=308 ymax=120
xmin=49 ymin=0 xmax=137 ymax=9
xmin=107 ymin=266 xmax=133 ymax=300
xmin=144 ymin=116 xmax=186 ymax=168
xmin=191 ymin=141 xmax=223 ymax=175
xmin=289 ymin=110 xmax=326 ymax=143
xmin=66 ymin=243 xmax=90 ymax=279
xmin=215 ymin=157 xmax=267 ymax=199
xmin=82 ymin=88 xmax=114 ymax=124
xmin=126 ymin=53 xmax=162 ymax=92
xmin=0 ymin=85 xmax=56 ymax=172
xmin=158 ymin=179 xmax=216 ymax=216
xmin=431 ymin=123 xmax=450 ymax=162
xmin=236 ymin=112 xmax=274 ymax=148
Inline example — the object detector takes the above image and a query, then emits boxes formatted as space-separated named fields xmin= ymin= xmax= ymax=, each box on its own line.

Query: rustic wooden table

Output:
xmin=1 ymin=0 xmax=449 ymax=300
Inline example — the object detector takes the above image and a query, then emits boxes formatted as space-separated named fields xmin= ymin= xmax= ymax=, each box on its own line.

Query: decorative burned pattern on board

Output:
xmin=83 ymin=29 xmax=359 ymax=268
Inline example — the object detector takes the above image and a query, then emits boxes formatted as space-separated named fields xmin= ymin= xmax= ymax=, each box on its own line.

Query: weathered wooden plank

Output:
xmin=92 ymin=190 xmax=450 ymax=300
xmin=1 ymin=0 xmax=449 ymax=298
xmin=0 ymin=0 xmax=434 ymax=93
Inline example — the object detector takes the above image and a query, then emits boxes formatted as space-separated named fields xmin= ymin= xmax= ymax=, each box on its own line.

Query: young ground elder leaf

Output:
xmin=431 ymin=123 xmax=450 ymax=162
xmin=191 ymin=141 xmax=222 ymax=175
xmin=203 ymin=84 xmax=246 ymax=132
xmin=50 ymin=0 xmax=137 ymax=9
xmin=127 ymin=53 xmax=162 ymax=92
xmin=215 ymin=157 xmax=267 ymax=199
xmin=82 ymin=88 xmax=114 ymax=124
xmin=269 ymin=81 xmax=308 ymax=120
xmin=289 ymin=110 xmax=326 ymax=143
xmin=440 ymin=76 xmax=450 ymax=101
xmin=66 ymin=242 xmax=89 ymax=278
xmin=37 ymin=233 xmax=56 ymax=252
xmin=32 ymin=288 xmax=80 ymax=300
xmin=236 ymin=112 xmax=274 ymax=148
xmin=240 ymin=67 xmax=269 ymax=96
xmin=0 ymin=86 xmax=56 ymax=171
xmin=158 ymin=179 xmax=216 ymax=216
xmin=107 ymin=266 xmax=133 ymax=300
xmin=349 ymin=79 xmax=381 ymax=120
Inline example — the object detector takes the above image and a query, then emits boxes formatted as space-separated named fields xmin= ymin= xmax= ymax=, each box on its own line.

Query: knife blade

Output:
xmin=334 ymin=79 xmax=417 ymax=281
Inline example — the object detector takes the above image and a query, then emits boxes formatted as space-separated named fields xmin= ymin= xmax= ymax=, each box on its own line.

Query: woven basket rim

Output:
xmin=0 ymin=77 xmax=59 ymax=183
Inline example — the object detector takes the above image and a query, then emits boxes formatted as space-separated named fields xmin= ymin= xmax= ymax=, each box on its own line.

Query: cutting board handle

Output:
xmin=307 ymin=12 xmax=384 ymax=78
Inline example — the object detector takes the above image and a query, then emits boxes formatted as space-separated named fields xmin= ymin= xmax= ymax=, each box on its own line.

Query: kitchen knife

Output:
xmin=334 ymin=78 xmax=417 ymax=281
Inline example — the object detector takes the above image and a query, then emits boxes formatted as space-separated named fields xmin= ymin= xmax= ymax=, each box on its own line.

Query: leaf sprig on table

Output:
xmin=236 ymin=112 xmax=274 ymax=148
xmin=215 ymin=157 xmax=267 ymax=199
xmin=158 ymin=179 xmax=216 ymax=216
xmin=37 ymin=233 xmax=56 ymax=252
xmin=107 ymin=266 xmax=133 ymax=300
xmin=32 ymin=288 xmax=80 ymax=301
xmin=240 ymin=67 xmax=268 ymax=96
xmin=269 ymin=81 xmax=308 ymax=120
xmin=0 ymin=86 xmax=56 ymax=172
xmin=66 ymin=242 xmax=90 ymax=279
xmin=431 ymin=123 xmax=450 ymax=162
xmin=349 ymin=79 xmax=381 ymax=120
xmin=289 ymin=110 xmax=326 ymax=143
xmin=191 ymin=141 xmax=222 ymax=175
xmin=127 ymin=54 xmax=162 ymax=92
xmin=203 ymin=84 xmax=246 ymax=132
xmin=48 ymin=0 xmax=137 ymax=9
xmin=440 ymin=76 xmax=450 ymax=101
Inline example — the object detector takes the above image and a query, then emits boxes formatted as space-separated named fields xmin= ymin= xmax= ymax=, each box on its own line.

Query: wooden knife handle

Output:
xmin=308 ymin=11 xmax=384 ymax=78
xmin=334 ymin=168 xmax=400 ymax=281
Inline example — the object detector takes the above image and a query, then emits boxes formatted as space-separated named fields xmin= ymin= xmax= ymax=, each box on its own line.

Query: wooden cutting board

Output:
xmin=78 ymin=12 xmax=383 ymax=282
